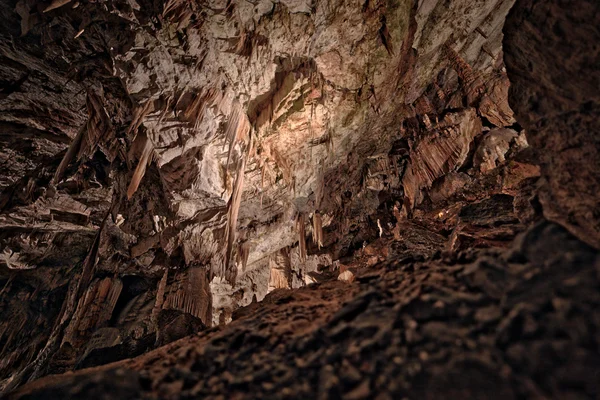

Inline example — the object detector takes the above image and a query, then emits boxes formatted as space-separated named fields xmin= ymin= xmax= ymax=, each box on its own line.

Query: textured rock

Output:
xmin=9 ymin=222 xmax=599 ymax=400
xmin=429 ymin=172 xmax=472 ymax=203
xmin=0 ymin=0 xmax=598 ymax=396
xmin=0 ymin=0 xmax=523 ymax=385
xmin=402 ymin=108 xmax=482 ymax=207
xmin=473 ymin=128 xmax=525 ymax=173
xmin=504 ymin=0 xmax=600 ymax=248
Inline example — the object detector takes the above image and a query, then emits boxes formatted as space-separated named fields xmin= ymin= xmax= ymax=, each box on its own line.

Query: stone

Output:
xmin=1 ymin=0 xmax=598 ymax=397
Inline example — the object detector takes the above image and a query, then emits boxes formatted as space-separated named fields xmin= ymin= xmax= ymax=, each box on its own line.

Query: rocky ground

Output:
xmin=7 ymin=219 xmax=600 ymax=399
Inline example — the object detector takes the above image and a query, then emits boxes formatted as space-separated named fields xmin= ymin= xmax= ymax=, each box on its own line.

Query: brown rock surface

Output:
xmin=504 ymin=0 xmax=600 ymax=248
xmin=8 ymin=221 xmax=600 ymax=400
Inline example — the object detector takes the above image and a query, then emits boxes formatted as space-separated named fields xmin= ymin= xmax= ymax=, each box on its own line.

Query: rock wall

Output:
xmin=504 ymin=0 xmax=600 ymax=249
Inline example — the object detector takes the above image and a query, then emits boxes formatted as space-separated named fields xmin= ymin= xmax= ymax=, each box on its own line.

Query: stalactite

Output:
xmin=52 ymin=125 xmax=85 ymax=185
xmin=82 ymin=91 xmax=115 ymax=159
xmin=127 ymin=101 xmax=153 ymax=139
xmin=224 ymin=102 xmax=250 ymax=167
xmin=52 ymin=90 xmax=115 ymax=184
xmin=237 ymin=241 xmax=251 ymax=271
xmin=223 ymin=156 xmax=246 ymax=284
xmin=43 ymin=0 xmax=72 ymax=13
xmin=312 ymin=212 xmax=323 ymax=249
xmin=443 ymin=44 xmax=484 ymax=102
xmin=296 ymin=213 xmax=307 ymax=262
xmin=151 ymin=269 xmax=169 ymax=331
xmin=127 ymin=133 xmax=154 ymax=200
xmin=162 ymin=268 xmax=211 ymax=325
xmin=182 ymin=87 xmax=221 ymax=131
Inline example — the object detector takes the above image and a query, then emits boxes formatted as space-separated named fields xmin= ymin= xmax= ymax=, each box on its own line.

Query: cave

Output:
xmin=0 ymin=0 xmax=599 ymax=398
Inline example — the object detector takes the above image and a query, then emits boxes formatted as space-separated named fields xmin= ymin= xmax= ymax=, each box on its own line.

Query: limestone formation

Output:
xmin=0 ymin=0 xmax=598 ymax=398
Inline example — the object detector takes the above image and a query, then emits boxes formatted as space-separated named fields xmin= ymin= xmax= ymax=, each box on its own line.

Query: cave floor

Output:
xmin=9 ymin=220 xmax=600 ymax=400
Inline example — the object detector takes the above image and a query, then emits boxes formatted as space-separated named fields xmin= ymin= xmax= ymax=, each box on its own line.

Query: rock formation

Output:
xmin=0 ymin=0 xmax=598 ymax=398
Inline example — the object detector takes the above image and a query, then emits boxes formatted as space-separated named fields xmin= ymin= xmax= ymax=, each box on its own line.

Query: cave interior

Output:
xmin=0 ymin=0 xmax=599 ymax=398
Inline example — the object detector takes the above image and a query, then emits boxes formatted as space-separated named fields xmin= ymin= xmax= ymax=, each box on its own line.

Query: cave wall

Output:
xmin=504 ymin=0 xmax=600 ymax=249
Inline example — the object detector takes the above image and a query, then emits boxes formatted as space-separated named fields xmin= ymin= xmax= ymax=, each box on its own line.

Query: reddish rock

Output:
xmin=504 ymin=0 xmax=600 ymax=248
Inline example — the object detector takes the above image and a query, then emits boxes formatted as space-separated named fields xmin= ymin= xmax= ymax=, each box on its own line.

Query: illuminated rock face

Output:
xmin=1 ymin=0 xmax=598 ymax=396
